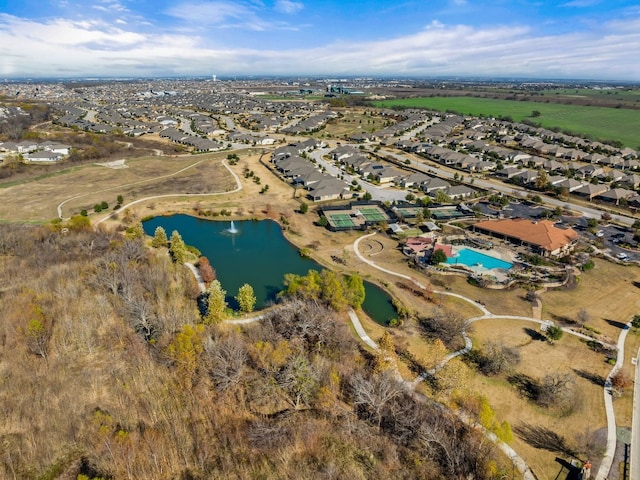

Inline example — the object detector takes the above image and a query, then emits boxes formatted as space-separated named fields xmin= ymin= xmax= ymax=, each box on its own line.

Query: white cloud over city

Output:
xmin=0 ymin=0 xmax=637 ymax=80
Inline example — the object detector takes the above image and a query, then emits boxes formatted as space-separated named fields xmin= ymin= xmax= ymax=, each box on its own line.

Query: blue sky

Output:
xmin=0 ymin=0 xmax=638 ymax=80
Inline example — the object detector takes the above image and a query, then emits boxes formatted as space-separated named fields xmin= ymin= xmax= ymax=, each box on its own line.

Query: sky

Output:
xmin=0 ymin=0 xmax=639 ymax=81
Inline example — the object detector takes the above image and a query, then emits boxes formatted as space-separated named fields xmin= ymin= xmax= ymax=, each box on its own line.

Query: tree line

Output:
xmin=0 ymin=221 xmax=511 ymax=479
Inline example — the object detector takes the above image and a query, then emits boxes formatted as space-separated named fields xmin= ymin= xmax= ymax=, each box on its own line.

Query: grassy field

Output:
xmin=0 ymin=153 xmax=238 ymax=222
xmin=320 ymin=110 xmax=391 ymax=139
xmin=373 ymin=96 xmax=640 ymax=148
xmin=543 ymin=88 xmax=640 ymax=104
xmin=468 ymin=319 xmax=610 ymax=480
xmin=541 ymin=258 xmax=640 ymax=341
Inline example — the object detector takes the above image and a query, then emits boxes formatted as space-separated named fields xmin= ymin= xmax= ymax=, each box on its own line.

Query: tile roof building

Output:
xmin=472 ymin=218 xmax=578 ymax=257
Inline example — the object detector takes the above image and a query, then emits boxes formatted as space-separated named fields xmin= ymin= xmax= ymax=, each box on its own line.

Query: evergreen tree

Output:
xmin=205 ymin=280 xmax=227 ymax=323
xmin=236 ymin=283 xmax=256 ymax=314
xmin=151 ymin=226 xmax=168 ymax=248
xmin=169 ymin=230 xmax=187 ymax=264
xmin=126 ymin=222 xmax=145 ymax=240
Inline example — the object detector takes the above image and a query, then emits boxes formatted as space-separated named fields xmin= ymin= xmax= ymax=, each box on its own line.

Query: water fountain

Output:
xmin=228 ymin=220 xmax=238 ymax=234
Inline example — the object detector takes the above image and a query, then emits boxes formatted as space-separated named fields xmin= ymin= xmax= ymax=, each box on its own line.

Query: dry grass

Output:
xmin=0 ymin=153 xmax=238 ymax=222
xmin=320 ymin=110 xmax=391 ymax=139
xmin=4 ymin=132 xmax=639 ymax=480
xmin=541 ymin=258 xmax=640 ymax=339
xmin=467 ymin=319 xmax=610 ymax=480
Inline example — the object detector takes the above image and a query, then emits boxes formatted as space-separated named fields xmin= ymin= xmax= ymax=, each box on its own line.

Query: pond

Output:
xmin=143 ymin=214 xmax=397 ymax=324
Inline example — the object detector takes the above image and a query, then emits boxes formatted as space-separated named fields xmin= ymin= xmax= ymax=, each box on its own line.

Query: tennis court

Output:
xmin=328 ymin=213 xmax=356 ymax=228
xmin=359 ymin=207 xmax=388 ymax=222
xmin=431 ymin=209 xmax=466 ymax=220
xmin=394 ymin=207 xmax=422 ymax=217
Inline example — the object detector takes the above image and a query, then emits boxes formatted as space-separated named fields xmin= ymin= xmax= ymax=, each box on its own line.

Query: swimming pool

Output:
xmin=446 ymin=248 xmax=513 ymax=270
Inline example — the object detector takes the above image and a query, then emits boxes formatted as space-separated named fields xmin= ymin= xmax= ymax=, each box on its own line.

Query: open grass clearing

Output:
xmin=373 ymin=96 xmax=640 ymax=148
xmin=540 ymin=258 xmax=640 ymax=341
xmin=0 ymin=152 xmax=239 ymax=222
xmin=467 ymin=318 xmax=610 ymax=480
xmin=430 ymin=273 xmax=534 ymax=318
xmin=320 ymin=110 xmax=391 ymax=139
xmin=543 ymin=88 xmax=640 ymax=104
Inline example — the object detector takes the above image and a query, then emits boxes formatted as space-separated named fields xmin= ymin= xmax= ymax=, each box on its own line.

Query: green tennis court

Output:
xmin=328 ymin=213 xmax=356 ymax=227
xmin=431 ymin=209 xmax=465 ymax=220
xmin=359 ymin=207 xmax=387 ymax=222
xmin=395 ymin=207 xmax=422 ymax=216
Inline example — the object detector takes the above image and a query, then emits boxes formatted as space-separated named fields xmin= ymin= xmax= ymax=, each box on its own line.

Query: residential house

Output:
xmin=25 ymin=151 xmax=63 ymax=162
xmin=596 ymin=188 xmax=636 ymax=205
xmin=419 ymin=176 xmax=451 ymax=194
xmin=446 ymin=185 xmax=477 ymax=199
xmin=573 ymin=183 xmax=608 ymax=200
xmin=306 ymin=177 xmax=350 ymax=202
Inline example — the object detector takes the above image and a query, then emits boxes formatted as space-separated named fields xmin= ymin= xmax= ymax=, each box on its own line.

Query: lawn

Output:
xmin=540 ymin=258 xmax=640 ymax=341
xmin=467 ymin=319 xmax=610 ymax=480
xmin=0 ymin=152 xmax=238 ymax=222
xmin=373 ymin=97 xmax=640 ymax=148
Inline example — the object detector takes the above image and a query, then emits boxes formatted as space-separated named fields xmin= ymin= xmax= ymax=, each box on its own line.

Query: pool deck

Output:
xmin=446 ymin=245 xmax=517 ymax=281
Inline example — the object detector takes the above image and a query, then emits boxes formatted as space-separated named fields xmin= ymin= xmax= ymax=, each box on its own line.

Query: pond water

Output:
xmin=143 ymin=215 xmax=397 ymax=324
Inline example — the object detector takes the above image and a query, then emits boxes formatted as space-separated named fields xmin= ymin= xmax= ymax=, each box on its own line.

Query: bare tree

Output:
xmin=277 ymin=354 xmax=318 ymax=410
xmin=577 ymin=308 xmax=590 ymax=328
xmin=538 ymin=372 xmax=576 ymax=409
xmin=205 ymin=333 xmax=248 ymax=392
xmin=419 ymin=307 xmax=470 ymax=350
xmin=352 ymin=371 xmax=403 ymax=428
xmin=476 ymin=342 xmax=521 ymax=376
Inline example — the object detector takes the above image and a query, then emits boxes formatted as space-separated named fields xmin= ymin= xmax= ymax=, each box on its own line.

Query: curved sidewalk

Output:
xmin=352 ymin=231 xmax=624 ymax=480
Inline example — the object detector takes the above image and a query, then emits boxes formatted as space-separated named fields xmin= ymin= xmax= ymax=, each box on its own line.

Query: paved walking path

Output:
xmin=178 ymin=229 xmax=628 ymax=480
xmin=631 ymin=347 xmax=640 ymax=480
xmin=88 ymin=159 xmax=242 ymax=226
xmin=352 ymin=230 xmax=626 ymax=480
xmin=595 ymin=320 xmax=631 ymax=480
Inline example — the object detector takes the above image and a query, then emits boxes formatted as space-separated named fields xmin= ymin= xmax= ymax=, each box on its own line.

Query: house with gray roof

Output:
xmin=446 ymin=185 xmax=477 ymax=199
xmin=574 ymin=183 xmax=608 ymax=200
xmin=596 ymin=188 xmax=636 ymax=205
xmin=306 ymin=177 xmax=351 ymax=202
xmin=555 ymin=178 xmax=584 ymax=192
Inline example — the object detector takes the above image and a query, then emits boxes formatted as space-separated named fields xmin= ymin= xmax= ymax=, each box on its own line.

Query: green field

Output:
xmin=542 ymin=88 xmax=640 ymax=103
xmin=373 ymin=97 xmax=640 ymax=149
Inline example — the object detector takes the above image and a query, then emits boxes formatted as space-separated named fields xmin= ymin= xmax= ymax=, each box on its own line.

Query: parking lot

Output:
xmin=474 ymin=200 xmax=640 ymax=263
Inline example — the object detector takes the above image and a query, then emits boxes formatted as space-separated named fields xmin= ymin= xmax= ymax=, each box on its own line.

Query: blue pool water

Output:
xmin=446 ymin=248 xmax=513 ymax=270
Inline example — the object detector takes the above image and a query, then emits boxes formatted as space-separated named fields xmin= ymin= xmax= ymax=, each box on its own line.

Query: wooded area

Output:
xmin=0 ymin=223 xmax=505 ymax=479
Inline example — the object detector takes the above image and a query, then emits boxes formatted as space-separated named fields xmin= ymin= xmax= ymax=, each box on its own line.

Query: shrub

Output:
xmin=546 ymin=325 xmax=563 ymax=341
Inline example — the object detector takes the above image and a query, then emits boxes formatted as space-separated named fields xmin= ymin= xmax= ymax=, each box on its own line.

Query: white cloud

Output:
xmin=274 ymin=0 xmax=303 ymax=14
xmin=0 ymin=12 xmax=638 ymax=80
xmin=560 ymin=0 xmax=600 ymax=7
xmin=164 ymin=1 xmax=251 ymax=24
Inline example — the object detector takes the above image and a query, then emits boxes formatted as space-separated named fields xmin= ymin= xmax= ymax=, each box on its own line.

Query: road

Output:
xmin=310 ymin=148 xmax=408 ymax=203
xmin=377 ymin=147 xmax=637 ymax=226
xmin=311 ymin=144 xmax=637 ymax=226
xmin=631 ymin=347 xmax=640 ymax=480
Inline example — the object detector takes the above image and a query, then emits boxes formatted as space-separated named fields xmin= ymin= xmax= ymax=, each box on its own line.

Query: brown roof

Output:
xmin=433 ymin=243 xmax=453 ymax=257
xmin=474 ymin=218 xmax=578 ymax=252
